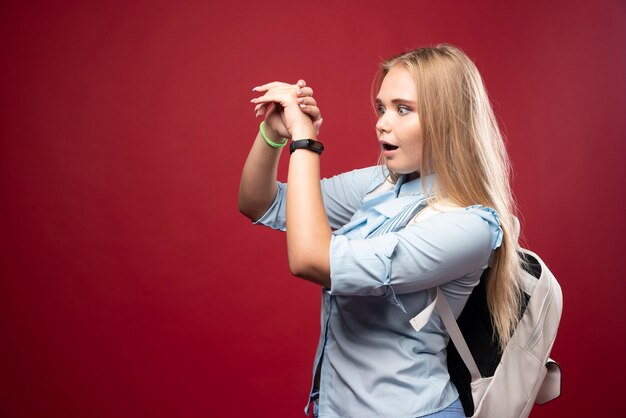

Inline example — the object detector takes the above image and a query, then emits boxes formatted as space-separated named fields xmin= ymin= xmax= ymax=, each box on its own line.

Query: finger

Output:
xmin=253 ymin=102 xmax=267 ymax=112
xmin=252 ymin=82 xmax=281 ymax=92
xmin=296 ymin=79 xmax=306 ymax=88
xmin=254 ymin=103 xmax=268 ymax=117
xmin=297 ymin=96 xmax=317 ymax=107
xmin=299 ymin=104 xmax=321 ymax=121
xmin=314 ymin=117 xmax=323 ymax=129
xmin=251 ymin=90 xmax=298 ymax=105
xmin=252 ymin=81 xmax=293 ymax=92
xmin=251 ymin=95 xmax=275 ymax=104
xmin=296 ymin=86 xmax=314 ymax=97
xmin=313 ymin=117 xmax=323 ymax=135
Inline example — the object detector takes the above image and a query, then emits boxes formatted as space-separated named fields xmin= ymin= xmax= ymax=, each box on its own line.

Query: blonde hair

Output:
xmin=376 ymin=44 xmax=522 ymax=350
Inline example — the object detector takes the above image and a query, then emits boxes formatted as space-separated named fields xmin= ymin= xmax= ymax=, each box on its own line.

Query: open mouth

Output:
xmin=382 ymin=143 xmax=399 ymax=151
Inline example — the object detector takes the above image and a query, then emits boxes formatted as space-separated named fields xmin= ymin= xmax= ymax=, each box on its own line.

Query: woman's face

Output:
xmin=375 ymin=64 xmax=422 ymax=177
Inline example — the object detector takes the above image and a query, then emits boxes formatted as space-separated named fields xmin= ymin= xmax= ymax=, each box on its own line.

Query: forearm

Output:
xmin=286 ymin=128 xmax=332 ymax=287
xmin=238 ymin=130 xmax=284 ymax=221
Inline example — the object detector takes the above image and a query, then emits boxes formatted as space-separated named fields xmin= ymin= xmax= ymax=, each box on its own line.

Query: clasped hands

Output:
xmin=251 ymin=80 xmax=322 ymax=141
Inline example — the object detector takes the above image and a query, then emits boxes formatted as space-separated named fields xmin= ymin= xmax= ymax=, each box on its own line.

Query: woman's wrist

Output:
xmin=260 ymin=121 xmax=282 ymax=142
xmin=291 ymin=123 xmax=317 ymax=141
xmin=260 ymin=121 xmax=288 ymax=148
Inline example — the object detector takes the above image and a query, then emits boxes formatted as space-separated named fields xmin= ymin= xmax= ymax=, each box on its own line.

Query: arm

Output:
xmin=238 ymin=125 xmax=283 ymax=222
xmin=250 ymin=82 xmax=332 ymax=287
xmin=329 ymin=207 xmax=503 ymax=303
xmin=287 ymin=130 xmax=332 ymax=287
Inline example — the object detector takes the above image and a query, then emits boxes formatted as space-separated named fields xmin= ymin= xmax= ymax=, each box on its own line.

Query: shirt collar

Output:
xmin=395 ymin=173 xmax=436 ymax=198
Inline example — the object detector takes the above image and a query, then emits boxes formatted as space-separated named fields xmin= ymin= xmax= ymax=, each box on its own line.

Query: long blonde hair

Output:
xmin=376 ymin=44 xmax=522 ymax=350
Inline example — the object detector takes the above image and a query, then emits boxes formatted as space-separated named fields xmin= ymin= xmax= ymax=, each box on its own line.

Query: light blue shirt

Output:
xmin=255 ymin=166 xmax=503 ymax=418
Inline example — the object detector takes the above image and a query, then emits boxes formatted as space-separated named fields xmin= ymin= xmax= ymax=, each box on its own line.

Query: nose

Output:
xmin=376 ymin=113 xmax=391 ymax=136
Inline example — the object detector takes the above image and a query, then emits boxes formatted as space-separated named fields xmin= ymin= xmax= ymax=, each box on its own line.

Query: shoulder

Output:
xmin=409 ymin=202 xmax=503 ymax=251
xmin=409 ymin=198 xmax=460 ymax=223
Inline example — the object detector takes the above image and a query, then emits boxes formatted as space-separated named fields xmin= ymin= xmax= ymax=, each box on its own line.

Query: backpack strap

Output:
xmin=416 ymin=287 xmax=482 ymax=382
xmin=410 ymin=216 xmax=521 ymax=383
xmin=513 ymin=216 xmax=520 ymax=241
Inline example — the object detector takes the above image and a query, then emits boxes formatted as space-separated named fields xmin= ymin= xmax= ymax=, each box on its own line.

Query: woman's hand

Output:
xmin=252 ymin=80 xmax=322 ymax=140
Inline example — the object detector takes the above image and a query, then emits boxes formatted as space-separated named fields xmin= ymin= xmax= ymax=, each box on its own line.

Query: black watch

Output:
xmin=289 ymin=139 xmax=324 ymax=155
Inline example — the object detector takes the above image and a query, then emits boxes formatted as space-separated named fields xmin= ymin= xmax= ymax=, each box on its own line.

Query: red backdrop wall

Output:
xmin=1 ymin=1 xmax=624 ymax=417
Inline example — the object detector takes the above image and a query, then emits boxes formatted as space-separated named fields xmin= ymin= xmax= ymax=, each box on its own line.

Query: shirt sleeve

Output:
xmin=329 ymin=206 xmax=503 ymax=308
xmin=254 ymin=166 xmax=385 ymax=231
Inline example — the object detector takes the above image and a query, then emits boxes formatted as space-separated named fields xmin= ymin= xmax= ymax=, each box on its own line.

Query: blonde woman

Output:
xmin=239 ymin=44 xmax=522 ymax=418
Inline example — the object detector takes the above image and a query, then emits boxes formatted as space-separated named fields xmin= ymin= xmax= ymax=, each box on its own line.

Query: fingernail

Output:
xmin=255 ymin=110 xmax=261 ymax=117
xmin=252 ymin=86 xmax=259 ymax=91
xmin=297 ymin=98 xmax=304 ymax=103
xmin=299 ymin=104 xmax=307 ymax=109
xmin=250 ymin=99 xmax=257 ymax=103
xmin=296 ymin=89 xmax=303 ymax=95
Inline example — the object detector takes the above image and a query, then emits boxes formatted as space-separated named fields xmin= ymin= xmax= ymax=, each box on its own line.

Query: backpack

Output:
xmin=409 ymin=247 xmax=563 ymax=417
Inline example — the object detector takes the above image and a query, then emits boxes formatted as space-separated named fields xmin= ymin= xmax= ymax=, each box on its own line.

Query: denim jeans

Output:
xmin=421 ymin=399 xmax=465 ymax=418
xmin=312 ymin=398 xmax=464 ymax=418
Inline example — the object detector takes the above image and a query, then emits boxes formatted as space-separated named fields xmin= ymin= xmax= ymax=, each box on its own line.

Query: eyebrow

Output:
xmin=375 ymin=98 xmax=417 ymax=106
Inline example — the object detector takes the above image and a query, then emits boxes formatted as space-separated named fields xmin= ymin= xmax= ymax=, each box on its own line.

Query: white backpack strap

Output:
xmin=536 ymin=358 xmax=562 ymax=404
xmin=410 ymin=287 xmax=482 ymax=382
xmin=512 ymin=216 xmax=520 ymax=241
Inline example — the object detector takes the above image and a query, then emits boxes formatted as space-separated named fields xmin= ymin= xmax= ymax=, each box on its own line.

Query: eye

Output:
xmin=398 ymin=105 xmax=411 ymax=115
xmin=377 ymin=105 xmax=386 ymax=115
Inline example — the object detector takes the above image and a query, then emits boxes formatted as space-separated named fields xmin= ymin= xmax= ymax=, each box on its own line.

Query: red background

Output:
xmin=1 ymin=1 xmax=624 ymax=417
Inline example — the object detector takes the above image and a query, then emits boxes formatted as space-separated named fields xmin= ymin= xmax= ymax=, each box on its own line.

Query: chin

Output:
xmin=385 ymin=163 xmax=419 ymax=177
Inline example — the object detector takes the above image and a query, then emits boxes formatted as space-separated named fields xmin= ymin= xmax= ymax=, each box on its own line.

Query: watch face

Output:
xmin=290 ymin=139 xmax=324 ymax=155
xmin=307 ymin=140 xmax=323 ymax=152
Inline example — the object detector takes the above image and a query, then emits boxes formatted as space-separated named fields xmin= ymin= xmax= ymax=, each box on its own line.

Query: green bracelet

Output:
xmin=260 ymin=122 xmax=288 ymax=148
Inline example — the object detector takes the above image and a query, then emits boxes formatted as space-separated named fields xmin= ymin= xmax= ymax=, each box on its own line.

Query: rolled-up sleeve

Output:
xmin=254 ymin=182 xmax=288 ymax=231
xmin=329 ymin=206 xmax=503 ymax=305
xmin=253 ymin=166 xmax=385 ymax=231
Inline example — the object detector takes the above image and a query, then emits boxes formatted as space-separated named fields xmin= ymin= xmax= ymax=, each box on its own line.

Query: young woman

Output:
xmin=239 ymin=44 xmax=522 ymax=418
